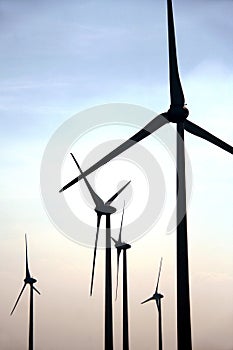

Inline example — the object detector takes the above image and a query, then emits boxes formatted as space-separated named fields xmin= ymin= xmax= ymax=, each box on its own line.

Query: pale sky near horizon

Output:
xmin=0 ymin=0 xmax=233 ymax=349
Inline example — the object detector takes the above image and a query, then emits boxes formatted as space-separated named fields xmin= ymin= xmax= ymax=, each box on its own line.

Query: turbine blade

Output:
xmin=115 ymin=248 xmax=122 ymax=300
xmin=184 ymin=120 xmax=233 ymax=154
xmin=141 ymin=296 xmax=154 ymax=304
xmin=59 ymin=114 xmax=169 ymax=192
xmin=70 ymin=153 xmax=105 ymax=207
xmin=105 ymin=184 xmax=130 ymax=206
xmin=155 ymin=258 xmax=163 ymax=294
xmin=25 ymin=234 xmax=30 ymax=279
xmin=167 ymin=0 xmax=185 ymax=106
xmin=33 ymin=286 xmax=41 ymax=295
xmin=90 ymin=215 xmax=101 ymax=296
xmin=111 ymin=237 xmax=117 ymax=244
xmin=10 ymin=283 xmax=27 ymax=315
xmin=118 ymin=203 xmax=125 ymax=243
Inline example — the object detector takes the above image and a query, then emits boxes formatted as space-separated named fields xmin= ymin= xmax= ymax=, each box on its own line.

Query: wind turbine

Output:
xmin=10 ymin=234 xmax=40 ymax=350
xmin=141 ymin=258 xmax=164 ymax=350
xmin=60 ymin=1 xmax=233 ymax=349
xmin=112 ymin=203 xmax=131 ymax=350
xmin=70 ymin=153 xmax=130 ymax=350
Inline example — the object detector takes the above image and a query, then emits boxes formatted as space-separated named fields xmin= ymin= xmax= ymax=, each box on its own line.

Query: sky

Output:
xmin=0 ymin=0 xmax=233 ymax=349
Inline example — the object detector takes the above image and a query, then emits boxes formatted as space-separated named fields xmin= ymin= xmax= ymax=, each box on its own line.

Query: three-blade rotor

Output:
xmin=59 ymin=1 xmax=232 ymax=195
xmin=70 ymin=153 xmax=130 ymax=296
xmin=141 ymin=258 xmax=163 ymax=310
xmin=10 ymin=235 xmax=40 ymax=316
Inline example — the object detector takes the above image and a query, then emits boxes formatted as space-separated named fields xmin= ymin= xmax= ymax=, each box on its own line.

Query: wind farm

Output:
xmin=60 ymin=1 xmax=233 ymax=349
xmin=1 ymin=0 xmax=233 ymax=349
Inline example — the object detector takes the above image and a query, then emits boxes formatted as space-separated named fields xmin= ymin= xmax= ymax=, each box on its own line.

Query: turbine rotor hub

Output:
xmin=117 ymin=242 xmax=131 ymax=250
xmin=154 ymin=292 xmax=164 ymax=300
xmin=166 ymin=105 xmax=189 ymax=123
xmin=95 ymin=205 xmax=116 ymax=215
xmin=24 ymin=277 xmax=37 ymax=284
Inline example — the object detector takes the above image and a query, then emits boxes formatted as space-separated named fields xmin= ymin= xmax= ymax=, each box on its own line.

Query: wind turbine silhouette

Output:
xmin=60 ymin=1 xmax=233 ymax=349
xmin=141 ymin=258 xmax=164 ymax=350
xmin=70 ymin=153 xmax=130 ymax=350
xmin=10 ymin=234 xmax=40 ymax=350
xmin=112 ymin=203 xmax=131 ymax=350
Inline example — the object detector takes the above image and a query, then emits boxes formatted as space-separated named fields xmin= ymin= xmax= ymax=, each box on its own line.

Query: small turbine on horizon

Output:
xmin=70 ymin=153 xmax=130 ymax=350
xmin=10 ymin=234 xmax=40 ymax=350
xmin=142 ymin=258 xmax=164 ymax=350
xmin=112 ymin=203 xmax=131 ymax=350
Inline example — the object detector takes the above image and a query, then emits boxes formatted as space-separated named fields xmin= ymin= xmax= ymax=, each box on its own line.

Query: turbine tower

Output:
xmin=112 ymin=204 xmax=131 ymax=350
xmin=70 ymin=153 xmax=130 ymax=350
xmin=60 ymin=2 xmax=233 ymax=349
xmin=141 ymin=258 xmax=164 ymax=350
xmin=10 ymin=234 xmax=40 ymax=350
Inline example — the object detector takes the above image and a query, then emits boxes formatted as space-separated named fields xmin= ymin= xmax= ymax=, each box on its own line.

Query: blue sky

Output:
xmin=0 ymin=0 xmax=233 ymax=349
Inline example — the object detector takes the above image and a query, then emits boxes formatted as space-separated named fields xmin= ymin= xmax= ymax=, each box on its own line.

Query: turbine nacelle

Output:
xmin=116 ymin=241 xmax=131 ymax=250
xmin=24 ymin=276 xmax=37 ymax=285
xmin=165 ymin=105 xmax=189 ymax=123
xmin=95 ymin=205 xmax=116 ymax=215
xmin=153 ymin=292 xmax=164 ymax=300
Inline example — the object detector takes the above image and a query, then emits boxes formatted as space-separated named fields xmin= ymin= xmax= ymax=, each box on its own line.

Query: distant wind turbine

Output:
xmin=10 ymin=234 xmax=40 ymax=350
xmin=142 ymin=258 xmax=164 ymax=350
xmin=112 ymin=203 xmax=131 ymax=350
xmin=70 ymin=153 xmax=130 ymax=350
xmin=60 ymin=1 xmax=233 ymax=349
